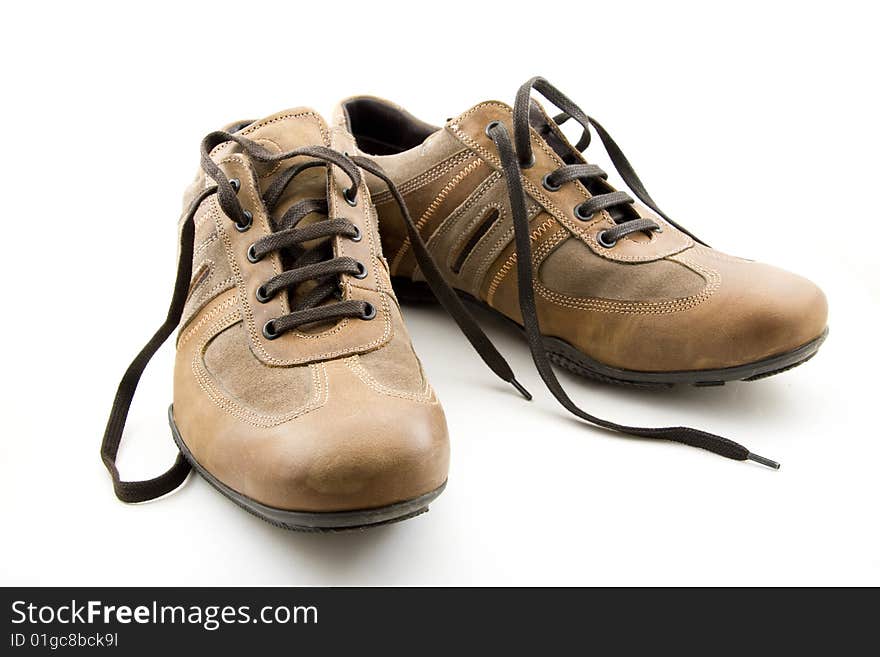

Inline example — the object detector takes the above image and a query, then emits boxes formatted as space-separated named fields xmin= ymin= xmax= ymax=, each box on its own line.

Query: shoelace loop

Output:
xmin=101 ymin=135 xmax=531 ymax=503
xmin=483 ymin=77 xmax=778 ymax=469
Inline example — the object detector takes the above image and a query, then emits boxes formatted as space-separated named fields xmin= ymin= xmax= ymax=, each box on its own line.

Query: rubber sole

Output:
xmin=391 ymin=277 xmax=828 ymax=388
xmin=168 ymin=407 xmax=446 ymax=532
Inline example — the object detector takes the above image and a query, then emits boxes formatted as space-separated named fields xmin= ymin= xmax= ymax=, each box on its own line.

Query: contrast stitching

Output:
xmin=449 ymin=103 xmax=694 ymax=262
xmin=535 ymin=255 xmax=720 ymax=315
xmin=206 ymin=123 xmax=392 ymax=364
xmin=209 ymin=111 xmax=331 ymax=157
xmin=344 ymin=356 xmax=435 ymax=403
xmin=214 ymin=183 xmax=384 ymax=362
xmin=190 ymin=312 xmax=328 ymax=427
xmin=391 ymin=157 xmax=485 ymax=269
xmin=193 ymin=231 xmax=219 ymax=257
xmin=196 ymin=276 xmax=234 ymax=303
xmin=472 ymin=200 xmax=540 ymax=290
xmin=370 ymin=150 xmax=476 ymax=204
xmin=178 ymin=293 xmax=238 ymax=346
xmin=486 ymin=216 xmax=557 ymax=303
xmin=429 ymin=171 xmax=502 ymax=254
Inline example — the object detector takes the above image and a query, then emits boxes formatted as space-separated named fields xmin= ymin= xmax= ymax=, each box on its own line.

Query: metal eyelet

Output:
xmin=353 ymin=262 xmax=368 ymax=279
xmin=542 ymin=173 xmax=561 ymax=192
xmin=236 ymin=210 xmax=253 ymax=232
xmin=262 ymin=320 xmax=279 ymax=340
xmin=343 ymin=187 xmax=358 ymax=207
xmin=653 ymin=225 xmax=664 ymax=233
xmin=596 ymin=230 xmax=617 ymax=248
xmin=574 ymin=204 xmax=592 ymax=221
xmin=520 ymin=152 xmax=536 ymax=169
xmin=246 ymin=244 xmax=262 ymax=263
xmin=361 ymin=302 xmax=377 ymax=320
xmin=485 ymin=120 xmax=502 ymax=137
xmin=229 ymin=178 xmax=241 ymax=193
xmin=350 ymin=225 xmax=362 ymax=242
xmin=255 ymin=285 xmax=272 ymax=303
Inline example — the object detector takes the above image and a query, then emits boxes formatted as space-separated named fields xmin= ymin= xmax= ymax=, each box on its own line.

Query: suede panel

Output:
xmin=539 ymin=238 xmax=706 ymax=301
xmin=203 ymin=321 xmax=315 ymax=415
xmin=356 ymin=303 xmax=428 ymax=397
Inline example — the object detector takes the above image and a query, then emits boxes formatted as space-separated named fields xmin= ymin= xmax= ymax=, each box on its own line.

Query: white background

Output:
xmin=2 ymin=1 xmax=877 ymax=586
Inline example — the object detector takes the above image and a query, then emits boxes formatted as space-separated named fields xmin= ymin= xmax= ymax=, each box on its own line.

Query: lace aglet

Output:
xmin=747 ymin=452 xmax=781 ymax=470
xmin=509 ymin=378 xmax=532 ymax=401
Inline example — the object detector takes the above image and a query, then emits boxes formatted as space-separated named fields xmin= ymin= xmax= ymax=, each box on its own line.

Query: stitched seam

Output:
xmin=245 ymin=136 xmax=284 ymax=178
xmin=486 ymin=216 xmax=557 ymax=303
xmin=192 ymin=317 xmax=329 ymax=427
xmin=471 ymin=200 xmax=540 ymax=290
xmin=194 ymin=276 xmax=234 ymax=304
xmin=208 ymin=127 xmax=392 ymax=364
xmin=449 ymin=103 xmax=694 ymax=262
xmin=430 ymin=171 xmax=502 ymax=249
xmin=391 ymin=157 xmax=484 ymax=268
xmin=533 ymin=229 xmax=568 ymax=264
xmin=344 ymin=356 xmax=434 ymax=403
xmin=193 ymin=232 xmax=219 ymax=257
xmin=452 ymin=202 xmax=505 ymax=275
xmin=370 ymin=150 xmax=476 ymax=204
xmin=536 ymin=255 xmax=720 ymax=314
xmin=215 ymin=181 xmax=391 ymax=363
xmin=209 ymin=111 xmax=331 ymax=158
xmin=178 ymin=294 xmax=238 ymax=346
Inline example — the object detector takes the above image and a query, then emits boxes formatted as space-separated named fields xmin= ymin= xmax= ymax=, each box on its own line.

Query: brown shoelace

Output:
xmin=101 ymin=132 xmax=526 ymax=503
xmin=482 ymin=76 xmax=779 ymax=469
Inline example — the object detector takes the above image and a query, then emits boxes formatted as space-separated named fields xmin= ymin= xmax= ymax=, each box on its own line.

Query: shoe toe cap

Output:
xmin=239 ymin=392 xmax=450 ymax=513
xmin=720 ymin=262 xmax=828 ymax=365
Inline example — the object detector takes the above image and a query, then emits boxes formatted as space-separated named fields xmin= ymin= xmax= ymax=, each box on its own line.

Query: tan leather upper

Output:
xmin=335 ymin=98 xmax=828 ymax=372
xmin=173 ymin=109 xmax=449 ymax=512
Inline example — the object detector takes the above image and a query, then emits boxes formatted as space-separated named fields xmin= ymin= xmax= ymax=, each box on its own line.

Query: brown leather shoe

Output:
xmin=101 ymin=109 xmax=451 ymax=530
xmin=335 ymin=78 xmax=829 ymax=468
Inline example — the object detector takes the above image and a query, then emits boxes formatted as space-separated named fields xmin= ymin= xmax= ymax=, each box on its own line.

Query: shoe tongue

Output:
xmin=220 ymin=107 xmax=331 ymax=206
xmin=220 ymin=108 xmax=336 ymax=316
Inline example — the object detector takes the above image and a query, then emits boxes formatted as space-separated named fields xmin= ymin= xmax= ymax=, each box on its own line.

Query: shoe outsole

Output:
xmin=168 ymin=407 xmax=445 ymax=532
xmin=391 ymin=277 xmax=828 ymax=388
